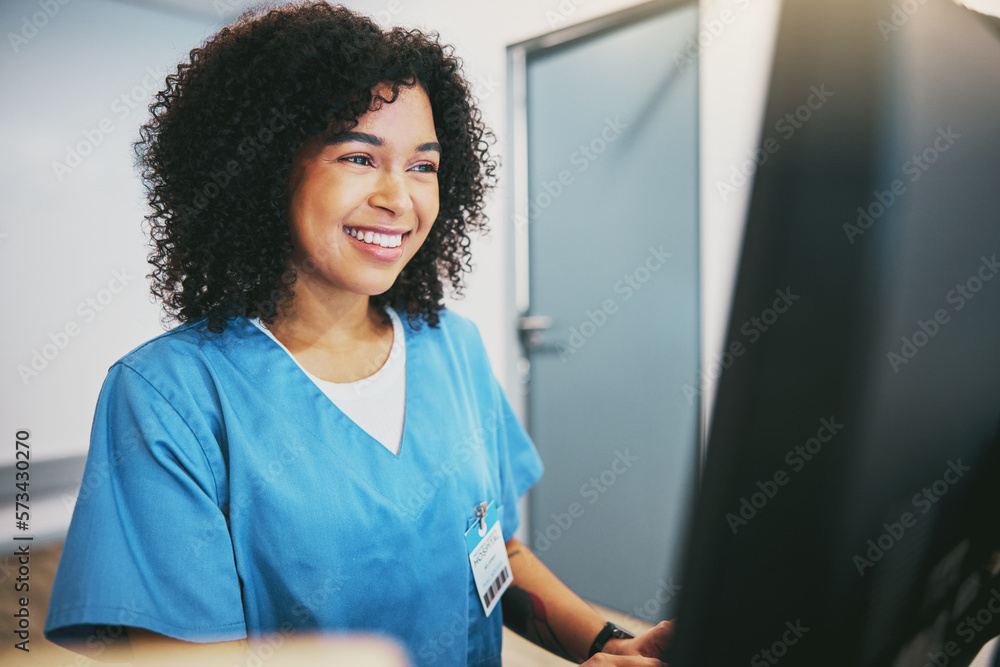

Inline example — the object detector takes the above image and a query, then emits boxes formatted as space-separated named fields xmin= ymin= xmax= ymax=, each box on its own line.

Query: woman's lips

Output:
xmin=343 ymin=225 xmax=405 ymax=248
xmin=343 ymin=225 xmax=408 ymax=261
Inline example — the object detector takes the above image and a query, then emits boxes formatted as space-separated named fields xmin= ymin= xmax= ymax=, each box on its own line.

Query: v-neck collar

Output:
xmin=249 ymin=310 xmax=406 ymax=456
xmin=247 ymin=314 xmax=411 ymax=458
xmin=219 ymin=315 xmax=449 ymax=518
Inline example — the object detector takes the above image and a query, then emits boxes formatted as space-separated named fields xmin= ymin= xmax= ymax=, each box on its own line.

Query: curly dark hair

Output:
xmin=136 ymin=1 xmax=496 ymax=332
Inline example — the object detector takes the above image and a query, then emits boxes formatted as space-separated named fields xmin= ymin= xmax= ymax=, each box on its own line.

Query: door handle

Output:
xmin=518 ymin=315 xmax=556 ymax=353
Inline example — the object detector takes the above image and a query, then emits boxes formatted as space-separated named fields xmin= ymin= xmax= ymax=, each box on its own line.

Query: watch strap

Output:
xmin=588 ymin=621 xmax=635 ymax=658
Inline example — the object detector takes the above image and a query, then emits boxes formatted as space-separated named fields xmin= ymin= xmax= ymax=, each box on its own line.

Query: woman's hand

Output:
xmin=503 ymin=537 xmax=675 ymax=665
xmin=584 ymin=620 xmax=674 ymax=666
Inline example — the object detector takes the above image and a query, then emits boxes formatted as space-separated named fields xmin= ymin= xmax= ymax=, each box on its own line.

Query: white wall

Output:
xmin=697 ymin=0 xmax=782 ymax=442
xmin=1 ymin=0 xmax=219 ymax=465
xmin=0 ymin=0 xmax=783 ymax=468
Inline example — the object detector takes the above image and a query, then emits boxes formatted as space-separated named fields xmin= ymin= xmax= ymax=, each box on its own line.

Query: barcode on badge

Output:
xmin=482 ymin=565 xmax=510 ymax=608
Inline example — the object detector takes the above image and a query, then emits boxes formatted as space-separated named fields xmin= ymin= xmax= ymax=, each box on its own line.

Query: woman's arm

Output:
xmin=502 ymin=538 xmax=673 ymax=665
xmin=56 ymin=628 xmax=249 ymax=664
xmin=126 ymin=628 xmax=249 ymax=663
xmin=120 ymin=629 xmax=406 ymax=666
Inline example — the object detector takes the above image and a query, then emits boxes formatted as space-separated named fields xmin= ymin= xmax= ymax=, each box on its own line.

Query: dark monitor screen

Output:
xmin=668 ymin=0 xmax=1000 ymax=665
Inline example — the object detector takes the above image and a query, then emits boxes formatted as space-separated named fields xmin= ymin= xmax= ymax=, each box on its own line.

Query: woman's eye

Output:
xmin=411 ymin=163 xmax=439 ymax=173
xmin=342 ymin=155 xmax=374 ymax=166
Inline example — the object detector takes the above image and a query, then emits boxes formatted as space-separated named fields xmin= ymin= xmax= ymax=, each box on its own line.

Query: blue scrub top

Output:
xmin=45 ymin=309 xmax=543 ymax=667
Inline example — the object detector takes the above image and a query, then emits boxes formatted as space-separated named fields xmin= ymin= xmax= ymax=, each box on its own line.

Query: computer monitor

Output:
xmin=667 ymin=0 xmax=1000 ymax=665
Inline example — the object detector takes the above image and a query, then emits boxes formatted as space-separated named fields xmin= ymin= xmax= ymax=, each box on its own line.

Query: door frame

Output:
xmin=504 ymin=0 xmax=703 ymax=543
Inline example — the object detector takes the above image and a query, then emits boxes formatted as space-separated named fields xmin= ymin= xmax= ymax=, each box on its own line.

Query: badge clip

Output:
xmin=474 ymin=501 xmax=488 ymax=534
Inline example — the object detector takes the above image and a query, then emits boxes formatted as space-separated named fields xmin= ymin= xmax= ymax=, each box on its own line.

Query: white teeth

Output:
xmin=344 ymin=227 xmax=402 ymax=248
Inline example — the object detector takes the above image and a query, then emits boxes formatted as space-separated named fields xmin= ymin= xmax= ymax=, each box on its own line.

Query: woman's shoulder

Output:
xmin=413 ymin=307 xmax=489 ymax=356
xmin=111 ymin=316 xmax=259 ymax=385
xmin=434 ymin=307 xmax=481 ymax=336
xmin=411 ymin=308 xmax=502 ymax=387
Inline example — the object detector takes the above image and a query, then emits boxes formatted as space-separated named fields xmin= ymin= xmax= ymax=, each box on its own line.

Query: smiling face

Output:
xmin=285 ymin=83 xmax=441 ymax=306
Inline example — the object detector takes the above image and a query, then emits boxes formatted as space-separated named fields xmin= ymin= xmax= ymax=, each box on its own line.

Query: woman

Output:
xmin=44 ymin=3 xmax=672 ymax=665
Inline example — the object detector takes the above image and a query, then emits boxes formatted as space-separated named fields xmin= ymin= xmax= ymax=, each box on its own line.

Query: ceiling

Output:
xmin=112 ymin=0 xmax=260 ymax=22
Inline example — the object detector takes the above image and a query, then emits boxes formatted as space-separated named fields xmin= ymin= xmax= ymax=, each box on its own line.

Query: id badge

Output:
xmin=465 ymin=501 xmax=512 ymax=617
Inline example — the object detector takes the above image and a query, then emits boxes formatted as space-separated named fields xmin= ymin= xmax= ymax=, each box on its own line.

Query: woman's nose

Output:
xmin=368 ymin=171 xmax=413 ymax=216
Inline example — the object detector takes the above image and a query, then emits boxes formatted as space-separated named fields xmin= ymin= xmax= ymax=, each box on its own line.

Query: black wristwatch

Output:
xmin=588 ymin=621 xmax=635 ymax=658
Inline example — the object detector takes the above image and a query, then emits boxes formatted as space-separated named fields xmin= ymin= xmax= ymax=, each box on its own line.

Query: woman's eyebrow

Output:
xmin=327 ymin=131 xmax=381 ymax=146
xmin=326 ymin=132 xmax=441 ymax=154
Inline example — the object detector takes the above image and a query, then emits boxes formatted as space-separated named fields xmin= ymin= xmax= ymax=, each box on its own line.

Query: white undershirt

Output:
xmin=251 ymin=307 xmax=406 ymax=455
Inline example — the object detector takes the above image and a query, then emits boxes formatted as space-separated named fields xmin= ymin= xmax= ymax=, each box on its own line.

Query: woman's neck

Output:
xmin=262 ymin=280 xmax=394 ymax=383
